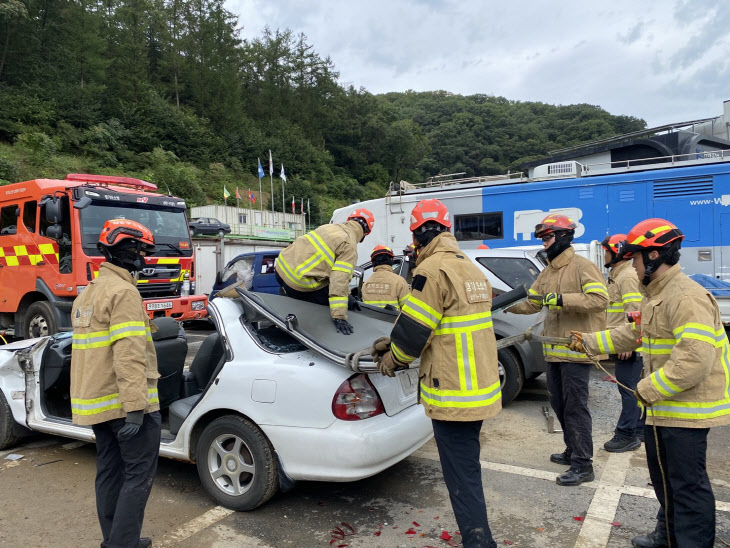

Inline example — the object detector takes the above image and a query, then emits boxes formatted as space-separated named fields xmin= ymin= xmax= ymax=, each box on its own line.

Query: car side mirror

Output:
xmin=73 ymin=196 xmax=92 ymax=209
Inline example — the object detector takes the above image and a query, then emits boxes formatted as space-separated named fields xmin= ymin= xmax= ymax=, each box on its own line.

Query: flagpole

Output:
xmin=307 ymin=199 xmax=311 ymax=231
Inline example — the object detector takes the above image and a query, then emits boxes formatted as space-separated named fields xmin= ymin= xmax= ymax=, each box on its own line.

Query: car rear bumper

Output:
xmin=262 ymin=404 xmax=433 ymax=482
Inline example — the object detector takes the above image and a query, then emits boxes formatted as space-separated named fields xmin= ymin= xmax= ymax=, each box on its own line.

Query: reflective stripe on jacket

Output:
xmin=606 ymin=260 xmax=642 ymax=329
xmin=583 ymin=264 xmax=730 ymax=428
xmin=70 ymin=263 xmax=160 ymax=426
xmin=507 ymin=246 xmax=608 ymax=363
xmin=275 ymin=221 xmax=362 ymax=319
xmin=362 ymin=265 xmax=410 ymax=310
xmin=388 ymin=232 xmax=501 ymax=421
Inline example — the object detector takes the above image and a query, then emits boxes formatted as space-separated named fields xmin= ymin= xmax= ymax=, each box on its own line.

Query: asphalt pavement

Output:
xmin=2 ymin=323 xmax=729 ymax=547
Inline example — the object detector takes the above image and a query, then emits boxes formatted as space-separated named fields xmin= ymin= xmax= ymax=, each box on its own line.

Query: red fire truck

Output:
xmin=0 ymin=174 xmax=208 ymax=338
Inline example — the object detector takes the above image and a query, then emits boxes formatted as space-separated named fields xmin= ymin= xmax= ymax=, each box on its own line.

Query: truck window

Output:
xmin=0 ymin=204 xmax=18 ymax=235
xmin=260 ymin=255 xmax=278 ymax=274
xmin=22 ymin=200 xmax=37 ymax=233
xmin=454 ymin=212 xmax=503 ymax=241
xmin=39 ymin=196 xmax=73 ymax=273
xmin=476 ymin=257 xmax=539 ymax=289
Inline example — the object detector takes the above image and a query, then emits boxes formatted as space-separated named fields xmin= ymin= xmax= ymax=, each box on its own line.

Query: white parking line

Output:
xmin=574 ymin=452 xmax=632 ymax=548
xmin=160 ymin=506 xmax=234 ymax=546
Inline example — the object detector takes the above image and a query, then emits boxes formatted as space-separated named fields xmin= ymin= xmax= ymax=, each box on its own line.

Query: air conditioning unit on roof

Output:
xmin=533 ymin=161 xmax=583 ymax=180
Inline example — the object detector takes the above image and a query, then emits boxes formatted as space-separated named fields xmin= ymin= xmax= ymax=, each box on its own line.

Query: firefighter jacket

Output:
xmin=70 ymin=263 xmax=159 ymax=426
xmin=362 ymin=265 xmax=410 ymax=310
xmin=507 ymin=246 xmax=608 ymax=363
xmin=275 ymin=221 xmax=362 ymax=319
xmin=388 ymin=232 xmax=501 ymax=421
xmin=606 ymin=260 xmax=642 ymax=329
xmin=582 ymin=264 xmax=730 ymax=428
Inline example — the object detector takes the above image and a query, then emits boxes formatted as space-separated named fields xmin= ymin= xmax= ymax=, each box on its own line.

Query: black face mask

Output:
xmin=545 ymin=231 xmax=574 ymax=261
xmin=413 ymin=227 xmax=445 ymax=250
xmin=639 ymin=245 xmax=681 ymax=285
xmin=100 ymin=241 xmax=147 ymax=274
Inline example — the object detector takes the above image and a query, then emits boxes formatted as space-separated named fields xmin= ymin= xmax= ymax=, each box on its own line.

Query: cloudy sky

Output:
xmin=226 ymin=0 xmax=729 ymax=128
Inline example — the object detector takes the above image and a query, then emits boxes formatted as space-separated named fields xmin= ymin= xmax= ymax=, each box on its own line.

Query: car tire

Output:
xmin=196 ymin=415 xmax=278 ymax=511
xmin=0 ymin=390 xmax=20 ymax=450
xmin=497 ymin=347 xmax=524 ymax=405
xmin=25 ymin=301 xmax=57 ymax=339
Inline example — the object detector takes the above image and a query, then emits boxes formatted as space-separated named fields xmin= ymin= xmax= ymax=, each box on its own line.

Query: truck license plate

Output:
xmin=397 ymin=369 xmax=418 ymax=396
xmin=147 ymin=301 xmax=173 ymax=311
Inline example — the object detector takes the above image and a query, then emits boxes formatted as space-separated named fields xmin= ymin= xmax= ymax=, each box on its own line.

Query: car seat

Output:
xmin=151 ymin=317 xmax=187 ymax=409
xmin=169 ymin=332 xmax=225 ymax=435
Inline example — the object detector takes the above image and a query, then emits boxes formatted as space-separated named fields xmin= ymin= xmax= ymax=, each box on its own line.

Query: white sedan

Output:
xmin=0 ymin=290 xmax=433 ymax=510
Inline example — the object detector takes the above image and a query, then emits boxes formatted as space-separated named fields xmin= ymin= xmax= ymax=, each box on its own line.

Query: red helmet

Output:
xmin=98 ymin=219 xmax=156 ymax=251
xmin=347 ymin=208 xmax=375 ymax=235
xmin=409 ymin=199 xmax=451 ymax=231
xmin=618 ymin=218 xmax=684 ymax=258
xmin=534 ymin=214 xmax=577 ymax=238
xmin=370 ymin=244 xmax=394 ymax=260
xmin=601 ymin=234 xmax=627 ymax=254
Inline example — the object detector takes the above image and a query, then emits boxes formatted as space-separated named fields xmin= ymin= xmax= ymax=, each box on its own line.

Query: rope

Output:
xmin=580 ymin=343 xmax=671 ymax=548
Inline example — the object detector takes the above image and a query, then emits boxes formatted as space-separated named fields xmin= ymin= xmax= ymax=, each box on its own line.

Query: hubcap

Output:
xmin=207 ymin=434 xmax=255 ymax=496
xmin=28 ymin=315 xmax=49 ymax=338
xmin=498 ymin=362 xmax=506 ymax=390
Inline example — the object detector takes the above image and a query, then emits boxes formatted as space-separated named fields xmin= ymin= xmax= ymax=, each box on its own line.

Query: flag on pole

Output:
xmin=223 ymin=185 xmax=230 ymax=200
xmin=269 ymin=150 xmax=273 ymax=176
xmin=235 ymin=187 xmax=241 ymax=200
xmin=280 ymin=164 xmax=287 ymax=182
xmin=291 ymin=196 xmax=295 ymax=214
xmin=248 ymin=189 xmax=256 ymax=204
xmin=257 ymin=158 xmax=264 ymax=179
xmin=301 ymin=199 xmax=304 ymax=215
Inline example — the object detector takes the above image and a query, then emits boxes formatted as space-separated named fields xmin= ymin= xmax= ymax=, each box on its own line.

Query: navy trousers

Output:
xmin=644 ymin=425 xmax=715 ymax=547
xmin=432 ymin=419 xmax=497 ymax=548
xmin=546 ymin=361 xmax=593 ymax=468
xmin=613 ymin=353 xmax=645 ymax=437
xmin=92 ymin=411 xmax=161 ymax=548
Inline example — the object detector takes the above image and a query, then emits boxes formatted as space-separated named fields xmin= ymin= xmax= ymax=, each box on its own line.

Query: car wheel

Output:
xmin=0 ymin=390 xmax=20 ymax=450
xmin=497 ymin=347 xmax=524 ymax=405
xmin=25 ymin=301 xmax=57 ymax=339
xmin=196 ymin=415 xmax=278 ymax=511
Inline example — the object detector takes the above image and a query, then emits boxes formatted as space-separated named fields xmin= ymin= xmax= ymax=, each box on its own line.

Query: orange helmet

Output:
xmin=534 ymin=214 xmax=577 ymax=238
xmin=409 ymin=199 xmax=451 ymax=231
xmin=98 ymin=219 xmax=156 ymax=251
xmin=370 ymin=245 xmax=394 ymax=260
xmin=618 ymin=219 xmax=684 ymax=258
xmin=347 ymin=208 xmax=375 ymax=235
xmin=601 ymin=234 xmax=626 ymax=254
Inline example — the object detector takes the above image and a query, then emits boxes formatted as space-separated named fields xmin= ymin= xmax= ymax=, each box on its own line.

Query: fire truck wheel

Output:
xmin=25 ymin=301 xmax=58 ymax=339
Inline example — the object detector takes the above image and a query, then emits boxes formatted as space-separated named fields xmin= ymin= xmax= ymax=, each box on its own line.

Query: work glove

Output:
xmin=542 ymin=293 xmax=563 ymax=309
xmin=377 ymin=350 xmax=406 ymax=378
xmin=333 ymin=318 xmax=354 ymax=335
xmin=347 ymin=294 xmax=361 ymax=311
xmin=634 ymin=389 xmax=651 ymax=407
xmin=568 ymin=330 xmax=586 ymax=353
xmin=117 ymin=410 xmax=144 ymax=441
xmin=371 ymin=336 xmax=391 ymax=362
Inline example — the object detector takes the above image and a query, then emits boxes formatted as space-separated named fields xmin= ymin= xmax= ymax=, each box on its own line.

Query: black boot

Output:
xmin=604 ymin=432 xmax=641 ymax=452
xmin=631 ymin=529 xmax=669 ymax=548
xmin=550 ymin=448 xmax=572 ymax=465
xmin=462 ymin=527 xmax=497 ymax=548
xmin=556 ymin=465 xmax=594 ymax=486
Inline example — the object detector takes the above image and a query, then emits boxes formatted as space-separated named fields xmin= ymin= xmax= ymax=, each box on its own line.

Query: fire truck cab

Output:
xmin=0 ymin=174 xmax=207 ymax=339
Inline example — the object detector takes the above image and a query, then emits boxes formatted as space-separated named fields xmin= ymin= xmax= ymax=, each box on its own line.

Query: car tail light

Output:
xmin=332 ymin=374 xmax=384 ymax=421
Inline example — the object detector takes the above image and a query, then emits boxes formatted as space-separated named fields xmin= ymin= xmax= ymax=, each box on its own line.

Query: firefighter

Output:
xmin=275 ymin=208 xmax=375 ymax=335
xmin=601 ymin=234 xmax=645 ymax=452
xmin=70 ymin=219 xmax=161 ymax=548
xmin=371 ymin=199 xmax=501 ymax=548
xmin=570 ymin=219 xmax=729 ymax=548
xmin=505 ymin=214 xmax=608 ymax=486
xmin=361 ymin=245 xmax=410 ymax=310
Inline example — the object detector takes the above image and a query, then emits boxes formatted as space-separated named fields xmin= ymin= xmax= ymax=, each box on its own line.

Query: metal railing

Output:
xmin=581 ymin=148 xmax=730 ymax=174
xmin=388 ymin=172 xmax=525 ymax=195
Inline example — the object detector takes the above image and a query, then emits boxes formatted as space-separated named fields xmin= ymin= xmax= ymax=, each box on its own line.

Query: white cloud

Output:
xmin=227 ymin=0 xmax=728 ymax=127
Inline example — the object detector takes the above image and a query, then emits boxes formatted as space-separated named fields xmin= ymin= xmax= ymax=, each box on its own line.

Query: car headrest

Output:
xmin=151 ymin=317 xmax=181 ymax=341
